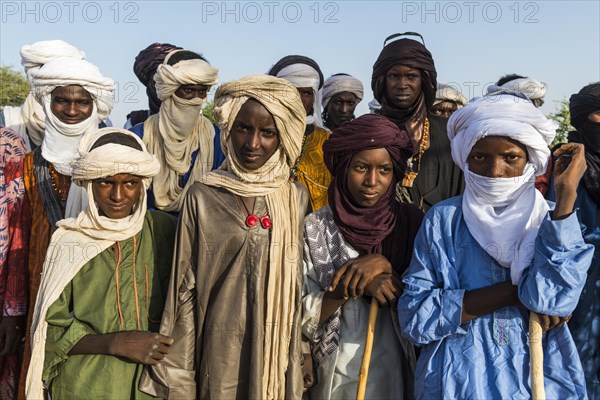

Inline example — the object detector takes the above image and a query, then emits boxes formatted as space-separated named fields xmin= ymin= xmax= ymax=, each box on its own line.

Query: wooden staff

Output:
xmin=356 ymin=298 xmax=379 ymax=400
xmin=529 ymin=311 xmax=545 ymax=400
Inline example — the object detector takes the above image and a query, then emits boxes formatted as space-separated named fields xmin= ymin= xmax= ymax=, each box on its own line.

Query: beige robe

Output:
xmin=140 ymin=182 xmax=309 ymax=399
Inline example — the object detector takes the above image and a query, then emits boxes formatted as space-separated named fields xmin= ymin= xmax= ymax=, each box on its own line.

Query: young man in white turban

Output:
xmin=268 ymin=55 xmax=332 ymax=210
xmin=0 ymin=40 xmax=85 ymax=151
xmin=17 ymin=57 xmax=115 ymax=398
xmin=320 ymin=73 xmax=364 ymax=131
xmin=398 ymin=94 xmax=593 ymax=399
xmin=26 ymin=127 xmax=177 ymax=400
xmin=139 ymin=74 xmax=310 ymax=399
xmin=130 ymin=49 xmax=224 ymax=213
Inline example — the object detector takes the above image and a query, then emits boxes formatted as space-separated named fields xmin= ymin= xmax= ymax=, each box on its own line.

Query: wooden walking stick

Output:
xmin=356 ymin=298 xmax=379 ymax=400
xmin=529 ymin=311 xmax=545 ymax=400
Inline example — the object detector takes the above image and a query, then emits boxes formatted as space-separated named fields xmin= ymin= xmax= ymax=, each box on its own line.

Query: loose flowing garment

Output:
xmin=302 ymin=206 xmax=419 ymax=399
xmin=42 ymin=211 xmax=176 ymax=399
xmin=548 ymin=179 xmax=600 ymax=398
xmin=398 ymin=196 xmax=594 ymax=399
xmin=140 ymin=182 xmax=309 ymax=399
xmin=0 ymin=128 xmax=29 ymax=400
xmin=295 ymin=127 xmax=332 ymax=211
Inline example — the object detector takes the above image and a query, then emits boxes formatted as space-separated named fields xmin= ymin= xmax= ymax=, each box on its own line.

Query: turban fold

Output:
xmin=487 ymin=78 xmax=547 ymax=101
xmin=324 ymin=113 xmax=413 ymax=257
xmin=434 ymin=83 xmax=467 ymax=107
xmin=21 ymin=40 xmax=85 ymax=80
xmin=447 ymin=94 xmax=557 ymax=284
xmin=321 ymin=74 xmax=364 ymax=109
xmin=133 ymin=42 xmax=182 ymax=114
xmin=154 ymin=51 xmax=218 ymax=101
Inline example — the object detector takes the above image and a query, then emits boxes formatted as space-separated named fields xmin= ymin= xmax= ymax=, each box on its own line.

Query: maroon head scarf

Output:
xmin=371 ymin=38 xmax=437 ymax=131
xmin=133 ymin=42 xmax=182 ymax=114
xmin=323 ymin=114 xmax=414 ymax=264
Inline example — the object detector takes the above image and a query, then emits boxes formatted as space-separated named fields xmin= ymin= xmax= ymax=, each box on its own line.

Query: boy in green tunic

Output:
xmin=26 ymin=128 xmax=177 ymax=399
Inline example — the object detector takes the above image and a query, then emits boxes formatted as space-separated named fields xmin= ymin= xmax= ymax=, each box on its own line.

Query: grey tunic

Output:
xmin=140 ymin=182 xmax=309 ymax=399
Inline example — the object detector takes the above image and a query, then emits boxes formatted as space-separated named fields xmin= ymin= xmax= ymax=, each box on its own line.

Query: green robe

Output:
xmin=43 ymin=211 xmax=177 ymax=399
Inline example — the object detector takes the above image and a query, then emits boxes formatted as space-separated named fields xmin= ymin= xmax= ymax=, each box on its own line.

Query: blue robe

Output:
xmin=398 ymin=195 xmax=594 ymax=399
xmin=548 ymin=179 xmax=600 ymax=399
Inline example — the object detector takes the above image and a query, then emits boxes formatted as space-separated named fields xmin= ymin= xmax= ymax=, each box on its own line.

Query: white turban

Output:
xmin=273 ymin=63 xmax=323 ymax=127
xmin=487 ymin=78 xmax=547 ymax=101
xmin=447 ymin=94 xmax=557 ymax=285
xmin=32 ymin=57 xmax=114 ymax=121
xmin=2 ymin=40 xmax=85 ymax=150
xmin=433 ymin=83 xmax=467 ymax=107
xmin=27 ymin=127 xmax=160 ymax=400
xmin=31 ymin=57 xmax=115 ymax=219
xmin=20 ymin=40 xmax=85 ymax=81
xmin=447 ymin=94 xmax=556 ymax=175
xmin=154 ymin=54 xmax=218 ymax=101
xmin=320 ymin=74 xmax=364 ymax=109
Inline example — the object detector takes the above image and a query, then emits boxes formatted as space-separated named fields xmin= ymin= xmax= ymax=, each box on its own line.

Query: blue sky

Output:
xmin=1 ymin=0 xmax=599 ymax=126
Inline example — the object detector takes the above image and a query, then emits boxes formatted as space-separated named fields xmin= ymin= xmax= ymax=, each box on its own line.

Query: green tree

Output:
xmin=202 ymin=101 xmax=216 ymax=124
xmin=547 ymin=98 xmax=573 ymax=147
xmin=0 ymin=65 xmax=30 ymax=106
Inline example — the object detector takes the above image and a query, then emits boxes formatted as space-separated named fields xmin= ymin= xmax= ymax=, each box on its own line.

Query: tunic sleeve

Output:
xmin=42 ymin=282 xmax=95 ymax=383
xmin=397 ymin=214 xmax=467 ymax=345
xmin=518 ymin=211 xmax=594 ymax=317
xmin=139 ymin=191 xmax=198 ymax=399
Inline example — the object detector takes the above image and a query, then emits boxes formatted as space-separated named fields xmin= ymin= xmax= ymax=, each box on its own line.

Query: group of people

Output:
xmin=0 ymin=33 xmax=598 ymax=400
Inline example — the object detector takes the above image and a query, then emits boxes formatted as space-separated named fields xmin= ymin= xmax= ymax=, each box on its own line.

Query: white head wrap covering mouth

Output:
xmin=144 ymin=50 xmax=219 ymax=212
xmin=26 ymin=127 xmax=160 ymax=400
xmin=2 ymin=40 xmax=85 ymax=150
xmin=433 ymin=83 xmax=467 ymax=107
xmin=204 ymin=74 xmax=306 ymax=400
xmin=487 ymin=77 xmax=547 ymax=101
xmin=272 ymin=63 xmax=323 ymax=127
xmin=31 ymin=57 xmax=115 ymax=219
xmin=447 ymin=94 xmax=557 ymax=284
xmin=320 ymin=74 xmax=364 ymax=109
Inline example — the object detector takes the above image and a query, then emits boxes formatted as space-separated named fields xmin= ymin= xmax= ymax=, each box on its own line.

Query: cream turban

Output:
xmin=214 ymin=74 xmax=306 ymax=173
xmin=487 ymin=78 xmax=547 ymax=101
xmin=433 ymin=83 xmax=467 ymax=107
xmin=320 ymin=74 xmax=364 ymax=109
xmin=447 ymin=94 xmax=556 ymax=175
xmin=154 ymin=51 xmax=218 ymax=101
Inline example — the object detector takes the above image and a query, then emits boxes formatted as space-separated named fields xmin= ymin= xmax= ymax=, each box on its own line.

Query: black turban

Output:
xmin=133 ymin=42 xmax=182 ymax=114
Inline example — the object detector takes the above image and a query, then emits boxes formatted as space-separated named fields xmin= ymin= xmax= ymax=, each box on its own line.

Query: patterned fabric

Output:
xmin=295 ymin=127 xmax=332 ymax=211
xmin=18 ymin=151 xmax=70 ymax=400
xmin=303 ymin=206 xmax=356 ymax=364
xmin=0 ymin=128 xmax=30 ymax=400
